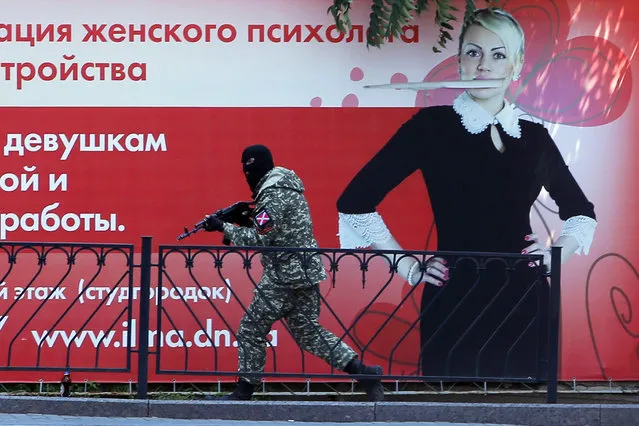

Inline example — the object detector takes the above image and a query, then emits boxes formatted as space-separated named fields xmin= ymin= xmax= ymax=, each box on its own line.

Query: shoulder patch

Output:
xmin=253 ymin=206 xmax=275 ymax=234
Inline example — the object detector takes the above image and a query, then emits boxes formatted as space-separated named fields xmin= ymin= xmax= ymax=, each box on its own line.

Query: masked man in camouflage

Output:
xmin=204 ymin=145 xmax=384 ymax=402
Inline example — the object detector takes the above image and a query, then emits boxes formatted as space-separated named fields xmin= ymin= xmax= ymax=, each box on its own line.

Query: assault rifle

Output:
xmin=176 ymin=201 xmax=255 ymax=243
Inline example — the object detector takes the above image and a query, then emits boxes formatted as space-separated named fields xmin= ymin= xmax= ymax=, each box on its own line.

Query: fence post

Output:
xmin=547 ymin=245 xmax=562 ymax=404
xmin=136 ymin=236 xmax=152 ymax=399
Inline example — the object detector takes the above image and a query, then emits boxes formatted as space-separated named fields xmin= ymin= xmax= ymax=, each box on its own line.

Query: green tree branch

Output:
xmin=328 ymin=0 xmax=500 ymax=51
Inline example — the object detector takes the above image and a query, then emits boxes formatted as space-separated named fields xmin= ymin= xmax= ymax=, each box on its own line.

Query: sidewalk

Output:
xmin=0 ymin=415 xmax=520 ymax=426
xmin=0 ymin=395 xmax=637 ymax=425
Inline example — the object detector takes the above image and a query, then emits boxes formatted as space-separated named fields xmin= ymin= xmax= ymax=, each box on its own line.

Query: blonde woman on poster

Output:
xmin=336 ymin=8 xmax=597 ymax=378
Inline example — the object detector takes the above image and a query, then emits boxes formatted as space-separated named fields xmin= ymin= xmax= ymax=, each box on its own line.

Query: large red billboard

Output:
xmin=0 ymin=0 xmax=637 ymax=383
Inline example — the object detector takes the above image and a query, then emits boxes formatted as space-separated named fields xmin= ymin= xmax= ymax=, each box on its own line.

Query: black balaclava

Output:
xmin=241 ymin=144 xmax=274 ymax=193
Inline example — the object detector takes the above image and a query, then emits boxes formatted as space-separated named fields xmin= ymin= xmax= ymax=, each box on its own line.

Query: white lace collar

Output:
xmin=452 ymin=91 xmax=521 ymax=139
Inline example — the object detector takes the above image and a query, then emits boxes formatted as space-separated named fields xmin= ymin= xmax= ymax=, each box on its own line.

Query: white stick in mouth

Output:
xmin=363 ymin=79 xmax=504 ymax=91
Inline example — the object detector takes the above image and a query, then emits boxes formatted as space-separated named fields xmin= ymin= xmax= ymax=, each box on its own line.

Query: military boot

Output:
xmin=220 ymin=380 xmax=254 ymax=401
xmin=344 ymin=358 xmax=385 ymax=402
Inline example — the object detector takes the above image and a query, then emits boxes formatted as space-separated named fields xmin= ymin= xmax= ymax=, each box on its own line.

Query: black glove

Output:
xmin=226 ymin=202 xmax=255 ymax=227
xmin=203 ymin=215 xmax=224 ymax=232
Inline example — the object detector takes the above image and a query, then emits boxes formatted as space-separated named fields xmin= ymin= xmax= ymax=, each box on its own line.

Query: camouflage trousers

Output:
xmin=236 ymin=279 xmax=357 ymax=385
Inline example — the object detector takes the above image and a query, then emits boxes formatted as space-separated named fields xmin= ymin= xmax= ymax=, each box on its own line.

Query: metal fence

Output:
xmin=0 ymin=242 xmax=136 ymax=373
xmin=0 ymin=237 xmax=561 ymax=402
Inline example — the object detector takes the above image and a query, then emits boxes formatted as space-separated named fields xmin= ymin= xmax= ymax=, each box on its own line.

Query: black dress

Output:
xmin=337 ymin=106 xmax=596 ymax=380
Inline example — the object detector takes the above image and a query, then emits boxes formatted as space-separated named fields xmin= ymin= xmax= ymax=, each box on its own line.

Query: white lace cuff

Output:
xmin=337 ymin=212 xmax=392 ymax=249
xmin=407 ymin=260 xmax=420 ymax=287
xmin=559 ymin=215 xmax=597 ymax=255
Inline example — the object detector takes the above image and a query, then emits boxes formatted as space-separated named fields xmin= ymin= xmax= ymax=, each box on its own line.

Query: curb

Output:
xmin=1 ymin=395 xmax=638 ymax=425
xmin=150 ymin=400 xmax=375 ymax=422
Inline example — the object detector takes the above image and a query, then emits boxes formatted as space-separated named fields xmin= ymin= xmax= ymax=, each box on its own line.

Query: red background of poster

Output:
xmin=0 ymin=106 xmax=637 ymax=383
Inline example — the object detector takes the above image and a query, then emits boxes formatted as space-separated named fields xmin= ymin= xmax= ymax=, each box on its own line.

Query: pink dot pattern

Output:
xmin=350 ymin=67 xmax=364 ymax=81
xmin=341 ymin=93 xmax=359 ymax=107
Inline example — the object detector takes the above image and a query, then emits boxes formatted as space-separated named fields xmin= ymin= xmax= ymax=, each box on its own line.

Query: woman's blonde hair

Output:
xmin=458 ymin=8 xmax=525 ymax=69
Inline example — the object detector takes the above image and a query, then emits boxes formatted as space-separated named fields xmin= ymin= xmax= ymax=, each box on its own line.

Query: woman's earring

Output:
xmin=512 ymin=73 xmax=520 ymax=81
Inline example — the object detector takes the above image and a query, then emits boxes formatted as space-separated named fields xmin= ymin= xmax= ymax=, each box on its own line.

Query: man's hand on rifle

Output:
xmin=203 ymin=215 xmax=224 ymax=232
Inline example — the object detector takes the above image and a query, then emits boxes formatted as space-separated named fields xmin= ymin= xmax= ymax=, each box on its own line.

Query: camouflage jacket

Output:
xmin=222 ymin=166 xmax=327 ymax=287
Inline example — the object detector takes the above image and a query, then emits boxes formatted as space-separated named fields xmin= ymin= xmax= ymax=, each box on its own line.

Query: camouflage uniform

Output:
xmin=222 ymin=166 xmax=358 ymax=385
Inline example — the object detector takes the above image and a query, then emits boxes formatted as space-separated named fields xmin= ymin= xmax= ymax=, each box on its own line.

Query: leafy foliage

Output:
xmin=328 ymin=0 xmax=500 ymax=51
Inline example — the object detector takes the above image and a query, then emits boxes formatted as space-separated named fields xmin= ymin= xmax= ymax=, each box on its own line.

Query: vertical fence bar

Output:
xmin=136 ymin=236 xmax=152 ymax=399
xmin=547 ymin=245 xmax=562 ymax=403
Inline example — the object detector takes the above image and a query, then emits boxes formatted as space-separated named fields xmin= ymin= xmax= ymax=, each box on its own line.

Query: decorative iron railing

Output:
xmin=0 ymin=237 xmax=561 ymax=403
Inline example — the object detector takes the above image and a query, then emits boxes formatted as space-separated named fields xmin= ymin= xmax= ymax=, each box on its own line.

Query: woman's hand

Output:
xmin=408 ymin=257 xmax=449 ymax=287
xmin=522 ymin=233 xmax=551 ymax=271
xmin=371 ymin=236 xmax=449 ymax=287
